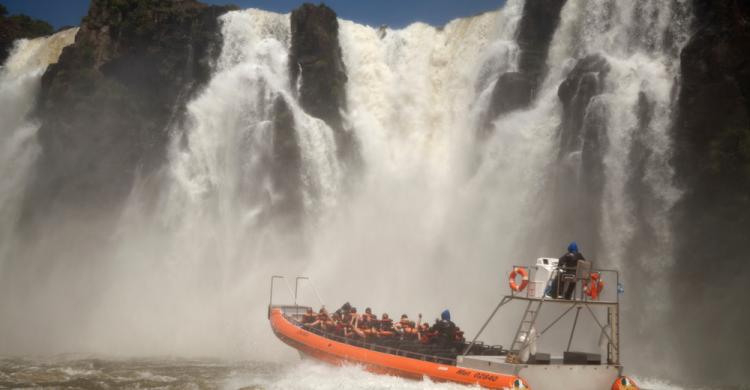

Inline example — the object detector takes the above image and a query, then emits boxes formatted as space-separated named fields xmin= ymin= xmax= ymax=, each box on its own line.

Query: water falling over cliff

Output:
xmin=3 ymin=0 xmax=744 ymax=386
xmin=0 ymin=28 xmax=77 ymax=262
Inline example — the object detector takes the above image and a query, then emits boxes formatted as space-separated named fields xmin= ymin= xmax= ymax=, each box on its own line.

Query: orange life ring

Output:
xmin=509 ymin=267 xmax=529 ymax=292
xmin=586 ymin=272 xmax=605 ymax=300
xmin=611 ymin=376 xmax=639 ymax=390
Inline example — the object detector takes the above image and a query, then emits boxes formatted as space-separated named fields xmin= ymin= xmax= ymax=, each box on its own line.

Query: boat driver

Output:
xmin=550 ymin=241 xmax=585 ymax=299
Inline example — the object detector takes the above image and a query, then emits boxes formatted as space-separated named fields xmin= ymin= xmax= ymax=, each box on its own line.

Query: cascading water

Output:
xmin=529 ymin=0 xmax=692 ymax=375
xmin=0 ymin=0 xmax=711 ymax=387
xmin=0 ymin=29 xmax=77 ymax=264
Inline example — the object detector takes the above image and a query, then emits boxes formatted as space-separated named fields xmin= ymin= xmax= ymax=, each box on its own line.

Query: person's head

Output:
xmin=567 ymin=241 xmax=579 ymax=253
xmin=365 ymin=307 xmax=372 ymax=314
xmin=441 ymin=309 xmax=451 ymax=322
xmin=382 ymin=313 xmax=389 ymax=320
xmin=306 ymin=307 xmax=313 ymax=314
xmin=401 ymin=314 xmax=408 ymax=320
xmin=350 ymin=307 xmax=357 ymax=314
xmin=319 ymin=307 xmax=327 ymax=314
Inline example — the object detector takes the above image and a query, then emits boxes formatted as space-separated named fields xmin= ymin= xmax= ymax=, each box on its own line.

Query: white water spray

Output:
xmin=0 ymin=29 xmax=77 ymax=261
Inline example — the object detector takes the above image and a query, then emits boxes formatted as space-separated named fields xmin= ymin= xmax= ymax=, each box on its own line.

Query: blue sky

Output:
xmin=2 ymin=1 xmax=506 ymax=30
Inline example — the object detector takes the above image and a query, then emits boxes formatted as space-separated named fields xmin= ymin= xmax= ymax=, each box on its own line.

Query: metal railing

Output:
xmin=510 ymin=264 xmax=620 ymax=304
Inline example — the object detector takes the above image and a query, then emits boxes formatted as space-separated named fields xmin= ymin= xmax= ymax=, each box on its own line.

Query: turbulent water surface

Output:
xmin=0 ymin=359 xmax=720 ymax=390
xmin=1 ymin=0 xmax=742 ymax=388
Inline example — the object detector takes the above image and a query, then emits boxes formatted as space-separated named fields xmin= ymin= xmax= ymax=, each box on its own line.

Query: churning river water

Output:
xmin=0 ymin=358 xmax=719 ymax=390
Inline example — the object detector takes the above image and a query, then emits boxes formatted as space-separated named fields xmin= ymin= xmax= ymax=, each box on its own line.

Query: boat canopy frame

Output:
xmin=269 ymin=275 xmax=325 ymax=318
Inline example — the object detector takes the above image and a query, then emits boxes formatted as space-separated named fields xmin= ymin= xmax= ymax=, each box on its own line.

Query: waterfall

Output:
xmin=0 ymin=28 xmax=77 ymax=261
xmin=0 ymin=0 xmax=701 ymax=383
xmin=512 ymin=0 xmax=691 ymax=375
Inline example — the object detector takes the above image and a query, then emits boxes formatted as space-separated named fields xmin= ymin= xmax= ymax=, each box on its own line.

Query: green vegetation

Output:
xmin=0 ymin=3 xmax=54 ymax=63
xmin=4 ymin=14 xmax=53 ymax=36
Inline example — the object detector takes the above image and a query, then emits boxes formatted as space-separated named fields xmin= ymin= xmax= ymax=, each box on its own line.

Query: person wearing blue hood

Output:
xmin=431 ymin=309 xmax=459 ymax=348
xmin=549 ymin=242 xmax=586 ymax=299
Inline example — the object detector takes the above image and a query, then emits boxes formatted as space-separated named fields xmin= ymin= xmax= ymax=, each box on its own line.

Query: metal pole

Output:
xmin=295 ymin=276 xmax=308 ymax=307
xmin=539 ymin=302 xmax=578 ymax=335
xmin=462 ymin=296 xmax=511 ymax=356
xmin=566 ymin=307 xmax=582 ymax=352
xmin=281 ymin=278 xmax=295 ymax=312
xmin=584 ymin=303 xmax=618 ymax=353
xmin=269 ymin=275 xmax=284 ymax=318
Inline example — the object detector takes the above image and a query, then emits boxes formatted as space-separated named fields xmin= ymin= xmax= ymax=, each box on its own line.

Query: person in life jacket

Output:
xmin=395 ymin=314 xmax=417 ymax=338
xmin=302 ymin=308 xmax=317 ymax=325
xmin=418 ymin=322 xmax=436 ymax=344
xmin=335 ymin=302 xmax=352 ymax=317
xmin=354 ymin=307 xmax=374 ymax=339
xmin=347 ymin=307 xmax=364 ymax=338
xmin=330 ymin=312 xmax=345 ymax=335
xmin=310 ymin=307 xmax=331 ymax=330
xmin=362 ymin=307 xmax=378 ymax=337
xmin=378 ymin=313 xmax=395 ymax=337
xmin=431 ymin=309 xmax=459 ymax=348
xmin=552 ymin=241 xmax=586 ymax=299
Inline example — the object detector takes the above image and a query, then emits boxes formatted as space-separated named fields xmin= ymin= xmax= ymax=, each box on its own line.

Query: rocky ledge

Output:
xmin=289 ymin=3 xmax=357 ymax=164
xmin=23 ymin=0 xmax=235 ymax=225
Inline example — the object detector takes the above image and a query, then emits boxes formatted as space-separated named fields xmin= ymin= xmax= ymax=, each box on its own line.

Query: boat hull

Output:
xmin=269 ymin=307 xmax=526 ymax=389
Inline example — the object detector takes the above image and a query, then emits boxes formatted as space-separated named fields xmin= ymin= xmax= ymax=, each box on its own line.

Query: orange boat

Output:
xmin=269 ymin=305 xmax=527 ymax=389
xmin=268 ymin=261 xmax=640 ymax=390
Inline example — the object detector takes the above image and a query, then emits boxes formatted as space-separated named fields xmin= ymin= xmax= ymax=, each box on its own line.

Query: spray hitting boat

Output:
xmin=268 ymin=260 xmax=639 ymax=389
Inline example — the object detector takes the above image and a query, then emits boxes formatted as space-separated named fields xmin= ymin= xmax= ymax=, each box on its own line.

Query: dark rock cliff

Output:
xmin=546 ymin=54 xmax=610 ymax=259
xmin=289 ymin=3 xmax=357 ymax=164
xmin=24 ymin=0 xmax=234 ymax=224
xmin=515 ymin=0 xmax=567 ymax=86
xmin=270 ymin=97 xmax=304 ymax=225
xmin=483 ymin=0 xmax=566 ymax=129
xmin=0 ymin=4 xmax=54 ymax=65
xmin=671 ymin=0 xmax=750 ymax=382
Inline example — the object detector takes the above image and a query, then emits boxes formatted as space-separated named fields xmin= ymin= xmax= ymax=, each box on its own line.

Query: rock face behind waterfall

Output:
xmin=271 ymin=97 xmax=304 ymax=223
xmin=550 ymin=54 xmax=610 ymax=259
xmin=483 ymin=0 xmax=566 ymax=128
xmin=289 ymin=3 xmax=356 ymax=163
xmin=672 ymin=0 xmax=750 ymax=381
xmin=557 ymin=55 xmax=610 ymax=158
xmin=25 ymin=0 xmax=234 ymax=224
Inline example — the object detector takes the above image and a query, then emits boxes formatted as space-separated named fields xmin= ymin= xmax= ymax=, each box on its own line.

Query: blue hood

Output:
xmin=441 ymin=309 xmax=451 ymax=321
xmin=567 ymin=241 xmax=578 ymax=253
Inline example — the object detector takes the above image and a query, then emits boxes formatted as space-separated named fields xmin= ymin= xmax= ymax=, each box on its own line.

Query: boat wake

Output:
xmin=229 ymin=360 xmax=492 ymax=390
xmin=229 ymin=362 xmax=715 ymax=390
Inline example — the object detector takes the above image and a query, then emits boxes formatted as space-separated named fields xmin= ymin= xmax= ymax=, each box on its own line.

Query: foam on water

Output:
xmin=224 ymin=360 xmax=476 ymax=390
